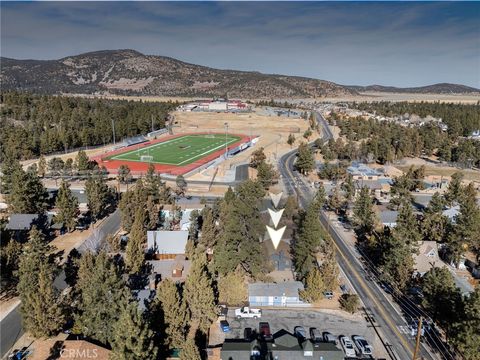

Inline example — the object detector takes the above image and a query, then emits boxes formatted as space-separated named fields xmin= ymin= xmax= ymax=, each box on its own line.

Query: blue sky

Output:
xmin=1 ymin=1 xmax=479 ymax=87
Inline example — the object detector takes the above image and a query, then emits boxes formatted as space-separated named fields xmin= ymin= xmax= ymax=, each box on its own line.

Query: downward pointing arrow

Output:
xmin=268 ymin=208 xmax=284 ymax=228
xmin=266 ymin=225 xmax=286 ymax=250
xmin=269 ymin=191 xmax=283 ymax=208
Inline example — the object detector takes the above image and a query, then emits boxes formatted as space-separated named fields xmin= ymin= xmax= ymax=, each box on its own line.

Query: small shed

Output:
xmin=248 ymin=281 xmax=307 ymax=307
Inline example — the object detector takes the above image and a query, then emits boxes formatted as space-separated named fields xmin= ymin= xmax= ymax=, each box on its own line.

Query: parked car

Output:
xmin=235 ymin=306 xmax=262 ymax=319
xmin=309 ymin=328 xmax=322 ymax=344
xmin=259 ymin=322 xmax=273 ymax=341
xmin=322 ymin=332 xmax=337 ymax=344
xmin=323 ymin=291 xmax=334 ymax=299
xmin=294 ymin=326 xmax=307 ymax=340
xmin=219 ymin=320 xmax=230 ymax=333
xmin=340 ymin=336 xmax=356 ymax=357
xmin=352 ymin=335 xmax=373 ymax=356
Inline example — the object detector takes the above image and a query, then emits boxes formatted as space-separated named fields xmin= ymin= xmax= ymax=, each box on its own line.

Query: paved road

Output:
xmin=0 ymin=304 xmax=23 ymax=358
xmin=278 ymin=111 xmax=438 ymax=360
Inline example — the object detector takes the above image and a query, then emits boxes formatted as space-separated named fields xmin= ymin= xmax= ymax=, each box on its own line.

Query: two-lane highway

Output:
xmin=278 ymin=111 xmax=438 ymax=360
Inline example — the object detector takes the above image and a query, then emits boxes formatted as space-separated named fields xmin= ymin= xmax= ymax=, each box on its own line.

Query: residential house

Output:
xmin=443 ymin=205 xmax=460 ymax=224
xmin=146 ymin=230 xmax=188 ymax=259
xmin=413 ymin=241 xmax=447 ymax=276
xmin=220 ymin=330 xmax=343 ymax=360
xmin=5 ymin=213 xmax=49 ymax=241
xmin=347 ymin=162 xmax=383 ymax=181
xmin=379 ymin=210 xmax=398 ymax=228
xmin=248 ymin=282 xmax=308 ymax=307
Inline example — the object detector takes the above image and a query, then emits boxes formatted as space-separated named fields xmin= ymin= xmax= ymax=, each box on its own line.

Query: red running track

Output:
xmin=92 ymin=132 xmax=250 ymax=176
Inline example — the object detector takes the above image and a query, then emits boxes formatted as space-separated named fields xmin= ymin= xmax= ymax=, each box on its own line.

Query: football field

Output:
xmin=109 ymin=134 xmax=241 ymax=166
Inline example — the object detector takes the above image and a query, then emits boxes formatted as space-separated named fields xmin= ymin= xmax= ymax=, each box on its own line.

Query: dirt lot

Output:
xmin=174 ymin=109 xmax=309 ymax=180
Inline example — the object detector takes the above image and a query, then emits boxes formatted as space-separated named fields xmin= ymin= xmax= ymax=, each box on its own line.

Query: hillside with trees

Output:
xmin=0 ymin=91 xmax=176 ymax=160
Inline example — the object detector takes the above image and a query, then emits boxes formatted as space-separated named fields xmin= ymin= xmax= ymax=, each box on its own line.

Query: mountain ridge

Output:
xmin=1 ymin=49 xmax=478 ymax=97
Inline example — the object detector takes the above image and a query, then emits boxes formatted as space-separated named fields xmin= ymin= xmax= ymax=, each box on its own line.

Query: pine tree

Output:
xmin=85 ymin=175 xmax=113 ymax=222
xmin=249 ymin=147 xmax=266 ymax=168
xmin=422 ymin=192 xmax=447 ymax=243
xmin=341 ymin=174 xmax=355 ymax=202
xmin=111 ymin=302 xmax=158 ymax=360
xmin=75 ymin=150 xmax=91 ymax=173
xmin=175 ymin=175 xmax=187 ymax=195
xmin=145 ymin=196 xmax=159 ymax=231
xmin=184 ymin=255 xmax=217 ymax=333
xmin=445 ymin=172 xmax=464 ymax=205
xmin=353 ymin=186 xmax=376 ymax=235
xmin=155 ymin=279 xmax=188 ymax=348
xmin=38 ymin=155 xmax=47 ymax=178
xmin=125 ymin=208 xmax=146 ymax=274
xmin=455 ymin=183 xmax=480 ymax=256
xmin=117 ymin=164 xmax=132 ymax=184
xmin=198 ymin=207 xmax=217 ymax=253
xmin=319 ymin=254 xmax=339 ymax=291
xmin=75 ymin=251 xmax=129 ymax=345
xmin=451 ymin=288 xmax=480 ymax=360
xmin=17 ymin=228 xmax=64 ymax=337
xmin=421 ymin=267 xmax=461 ymax=334
xmin=8 ymin=168 xmax=48 ymax=214
xmin=55 ymin=180 xmax=79 ymax=232
xmin=299 ymin=268 xmax=325 ymax=302
xmin=179 ymin=338 xmax=201 ymax=360
xmin=295 ymin=142 xmax=315 ymax=175
xmin=287 ymin=134 xmax=296 ymax=147
xmin=293 ymin=203 xmax=324 ymax=279
xmin=0 ymin=156 xmax=22 ymax=194
xmin=217 ymin=270 xmax=247 ymax=305
xmin=394 ymin=201 xmax=422 ymax=246
xmin=328 ymin=186 xmax=344 ymax=214
xmin=378 ymin=228 xmax=414 ymax=291
xmin=256 ymin=161 xmax=276 ymax=189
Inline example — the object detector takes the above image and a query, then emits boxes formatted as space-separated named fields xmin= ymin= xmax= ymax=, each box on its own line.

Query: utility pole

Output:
xmin=111 ymin=118 xmax=116 ymax=145
xmin=412 ymin=316 xmax=423 ymax=360
xmin=151 ymin=115 xmax=154 ymax=133
xmin=224 ymin=122 xmax=229 ymax=158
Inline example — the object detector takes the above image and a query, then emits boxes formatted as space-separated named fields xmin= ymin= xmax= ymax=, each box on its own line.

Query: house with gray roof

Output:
xmin=146 ymin=230 xmax=188 ymax=259
xmin=379 ymin=210 xmax=398 ymax=228
xmin=248 ymin=281 xmax=308 ymax=307
xmin=220 ymin=330 xmax=343 ymax=360
xmin=6 ymin=213 xmax=50 ymax=241
xmin=147 ymin=255 xmax=191 ymax=283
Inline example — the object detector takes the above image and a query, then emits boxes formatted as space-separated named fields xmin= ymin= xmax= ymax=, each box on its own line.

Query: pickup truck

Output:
xmin=235 ymin=306 xmax=262 ymax=319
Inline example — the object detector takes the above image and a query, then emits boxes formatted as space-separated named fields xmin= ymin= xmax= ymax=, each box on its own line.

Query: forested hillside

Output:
xmin=0 ymin=92 xmax=176 ymax=160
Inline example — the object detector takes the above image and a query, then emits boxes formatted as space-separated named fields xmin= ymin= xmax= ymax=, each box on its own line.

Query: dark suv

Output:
xmin=259 ymin=322 xmax=273 ymax=341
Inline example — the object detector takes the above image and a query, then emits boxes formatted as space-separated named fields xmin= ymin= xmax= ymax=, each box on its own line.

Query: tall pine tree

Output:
xmin=17 ymin=228 xmax=64 ymax=337
xmin=111 ymin=302 xmax=158 ymax=360
xmin=125 ymin=208 xmax=146 ymax=274
xmin=55 ymin=180 xmax=79 ymax=232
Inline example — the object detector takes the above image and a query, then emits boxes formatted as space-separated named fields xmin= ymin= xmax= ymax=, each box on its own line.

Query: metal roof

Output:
xmin=6 ymin=214 xmax=39 ymax=230
xmin=248 ymin=281 xmax=304 ymax=298
xmin=146 ymin=230 xmax=188 ymax=254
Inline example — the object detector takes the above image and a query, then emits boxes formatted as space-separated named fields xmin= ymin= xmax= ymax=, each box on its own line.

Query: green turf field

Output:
xmin=109 ymin=134 xmax=241 ymax=165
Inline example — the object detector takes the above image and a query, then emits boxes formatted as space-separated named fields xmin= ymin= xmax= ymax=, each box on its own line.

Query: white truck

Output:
xmin=235 ymin=306 xmax=262 ymax=319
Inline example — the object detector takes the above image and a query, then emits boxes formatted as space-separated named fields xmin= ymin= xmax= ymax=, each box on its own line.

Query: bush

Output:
xmin=339 ymin=293 xmax=359 ymax=314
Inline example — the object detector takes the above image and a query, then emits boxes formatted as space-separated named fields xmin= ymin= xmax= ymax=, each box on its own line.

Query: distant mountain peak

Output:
xmin=1 ymin=49 xmax=478 ymax=97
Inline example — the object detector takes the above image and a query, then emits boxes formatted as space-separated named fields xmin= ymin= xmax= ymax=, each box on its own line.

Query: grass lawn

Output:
xmin=109 ymin=134 xmax=241 ymax=165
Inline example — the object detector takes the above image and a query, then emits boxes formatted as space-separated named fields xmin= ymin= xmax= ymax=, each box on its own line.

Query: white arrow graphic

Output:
xmin=266 ymin=225 xmax=286 ymax=250
xmin=268 ymin=208 xmax=284 ymax=228
xmin=269 ymin=191 xmax=283 ymax=208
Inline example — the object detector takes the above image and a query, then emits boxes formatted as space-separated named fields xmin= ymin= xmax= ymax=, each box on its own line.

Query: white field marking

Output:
xmin=176 ymin=137 xmax=238 ymax=165
xmin=111 ymin=135 xmax=240 ymax=165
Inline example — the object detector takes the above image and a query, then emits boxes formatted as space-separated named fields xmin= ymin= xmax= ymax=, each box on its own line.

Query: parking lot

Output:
xmin=210 ymin=308 xmax=389 ymax=359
